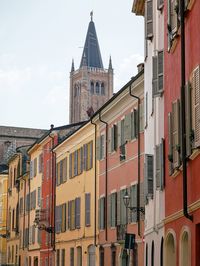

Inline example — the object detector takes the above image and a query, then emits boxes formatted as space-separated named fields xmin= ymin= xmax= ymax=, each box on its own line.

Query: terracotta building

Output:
xmin=92 ymin=68 xmax=144 ymax=266
xmin=164 ymin=0 xmax=200 ymax=265
xmin=69 ymin=15 xmax=113 ymax=124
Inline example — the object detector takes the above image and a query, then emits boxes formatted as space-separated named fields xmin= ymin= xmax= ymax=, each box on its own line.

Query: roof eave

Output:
xmin=132 ymin=0 xmax=145 ymax=16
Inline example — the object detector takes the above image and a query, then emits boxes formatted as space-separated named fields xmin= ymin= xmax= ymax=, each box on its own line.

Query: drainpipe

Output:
xmin=28 ymin=165 xmax=30 ymax=251
xmin=49 ymin=130 xmax=56 ymax=251
xmin=99 ymin=112 xmax=108 ymax=241
xmin=129 ymin=86 xmax=141 ymax=236
xmin=21 ymin=175 xmax=26 ymax=250
xmin=91 ymin=119 xmax=97 ymax=246
xmin=180 ymin=0 xmax=193 ymax=221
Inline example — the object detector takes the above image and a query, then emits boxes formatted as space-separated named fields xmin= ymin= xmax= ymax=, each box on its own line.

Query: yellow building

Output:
xmin=54 ymin=122 xmax=98 ymax=266
xmin=0 ymin=167 xmax=8 ymax=265
xmin=7 ymin=152 xmax=22 ymax=265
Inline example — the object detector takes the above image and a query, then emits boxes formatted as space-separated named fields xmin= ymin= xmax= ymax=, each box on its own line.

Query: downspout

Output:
xmin=91 ymin=119 xmax=97 ymax=246
xmin=28 ymin=166 xmax=30 ymax=251
xmin=180 ymin=0 xmax=193 ymax=221
xmin=49 ymin=132 xmax=56 ymax=251
xmin=22 ymin=176 xmax=26 ymax=250
xmin=99 ymin=112 xmax=108 ymax=241
xmin=129 ymin=86 xmax=141 ymax=236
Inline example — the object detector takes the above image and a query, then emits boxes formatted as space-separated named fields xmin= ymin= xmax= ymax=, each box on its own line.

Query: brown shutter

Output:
xmin=185 ymin=82 xmax=192 ymax=156
xmin=63 ymin=157 xmax=67 ymax=182
xmin=172 ymin=99 xmax=181 ymax=168
xmin=146 ymin=0 xmax=153 ymax=39
xmin=192 ymin=66 xmax=200 ymax=148
xmin=168 ymin=112 xmax=174 ymax=175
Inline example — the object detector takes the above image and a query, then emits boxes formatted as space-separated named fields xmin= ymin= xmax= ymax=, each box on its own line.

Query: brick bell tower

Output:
xmin=69 ymin=13 xmax=113 ymax=123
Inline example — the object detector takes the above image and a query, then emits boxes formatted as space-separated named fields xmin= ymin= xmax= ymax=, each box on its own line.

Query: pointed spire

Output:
xmin=80 ymin=14 xmax=104 ymax=69
xmin=82 ymin=53 xmax=87 ymax=67
xmin=71 ymin=58 xmax=75 ymax=72
xmin=108 ymin=55 xmax=113 ymax=70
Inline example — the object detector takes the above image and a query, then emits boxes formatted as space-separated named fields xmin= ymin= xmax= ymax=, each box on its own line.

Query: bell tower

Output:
xmin=69 ymin=14 xmax=113 ymax=123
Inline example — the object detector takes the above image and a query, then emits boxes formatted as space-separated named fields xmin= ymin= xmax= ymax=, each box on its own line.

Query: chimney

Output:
xmin=137 ymin=63 xmax=144 ymax=73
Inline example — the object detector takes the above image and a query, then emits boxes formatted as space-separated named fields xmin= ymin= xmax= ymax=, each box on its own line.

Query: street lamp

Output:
xmin=123 ymin=189 xmax=145 ymax=215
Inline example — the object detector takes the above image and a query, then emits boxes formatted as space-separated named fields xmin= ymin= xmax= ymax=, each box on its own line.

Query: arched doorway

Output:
xmin=180 ymin=231 xmax=190 ymax=266
xmin=160 ymin=237 xmax=164 ymax=266
xmin=121 ymin=248 xmax=128 ymax=266
xmin=151 ymin=241 xmax=154 ymax=266
xmin=88 ymin=245 xmax=96 ymax=266
xmin=164 ymin=232 xmax=176 ymax=266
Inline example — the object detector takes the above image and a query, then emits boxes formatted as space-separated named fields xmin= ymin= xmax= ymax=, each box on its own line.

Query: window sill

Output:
xmin=171 ymin=168 xmax=180 ymax=178
xmin=189 ymin=148 xmax=200 ymax=160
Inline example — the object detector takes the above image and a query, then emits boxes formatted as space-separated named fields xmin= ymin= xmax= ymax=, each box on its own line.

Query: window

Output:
xmin=61 ymin=249 xmax=65 ymax=266
xmin=152 ymin=51 xmax=164 ymax=97
xmin=120 ymin=189 xmax=126 ymax=225
xmin=111 ymin=248 xmax=116 ymax=266
xmin=145 ymin=0 xmax=153 ymax=40
xmin=90 ymin=82 xmax=94 ymax=94
xmin=68 ymin=200 xmax=75 ymax=230
xmin=101 ymin=83 xmax=105 ymax=95
xmin=57 ymin=157 xmax=67 ymax=185
xmin=70 ymin=248 xmax=74 ymax=266
xmin=34 ymin=157 xmax=37 ymax=177
xmin=19 ymin=197 xmax=23 ymax=215
xmin=75 ymin=198 xmax=81 ymax=229
xmin=85 ymin=193 xmax=90 ymax=226
xmin=77 ymin=247 xmax=82 ymax=266
xmin=99 ymin=197 xmax=105 ymax=230
xmin=130 ymin=185 xmax=137 ymax=223
xmin=131 ymin=109 xmax=138 ymax=139
xmin=37 ymin=187 xmax=41 ymax=207
xmin=38 ymin=153 xmax=43 ymax=173
xmin=96 ymin=82 xmax=100 ymax=94
xmin=100 ymin=135 xmax=105 ymax=160
xmin=110 ymin=193 xmax=117 ymax=227
xmin=56 ymin=250 xmax=60 ymax=266
xmin=167 ymin=0 xmax=179 ymax=50
xmin=110 ymin=125 xmax=118 ymax=152
xmin=144 ymin=154 xmax=154 ymax=201
xmin=165 ymin=233 xmax=176 ymax=266
xmin=155 ymin=139 xmax=165 ymax=190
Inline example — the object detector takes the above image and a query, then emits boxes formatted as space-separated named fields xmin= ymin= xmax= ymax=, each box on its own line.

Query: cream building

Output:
xmin=54 ymin=121 xmax=98 ymax=266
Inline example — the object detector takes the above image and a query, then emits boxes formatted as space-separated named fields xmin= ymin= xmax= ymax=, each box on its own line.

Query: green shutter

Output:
xmin=146 ymin=0 xmax=153 ymax=39
xmin=152 ymin=56 xmax=158 ymax=97
xmin=172 ymin=99 xmax=181 ymax=169
xmin=155 ymin=144 xmax=161 ymax=189
xmin=158 ymin=51 xmax=164 ymax=93
xmin=116 ymin=191 xmax=120 ymax=225
xmin=124 ymin=113 xmax=131 ymax=142
xmin=117 ymin=121 xmax=121 ymax=148
xmin=144 ymin=154 xmax=154 ymax=201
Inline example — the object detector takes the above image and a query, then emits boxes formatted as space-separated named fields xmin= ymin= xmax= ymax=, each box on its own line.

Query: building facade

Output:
xmin=164 ymin=0 xmax=200 ymax=265
xmin=54 ymin=122 xmax=97 ymax=266
xmin=93 ymin=69 xmax=144 ymax=266
xmin=0 ymin=167 xmax=8 ymax=265
xmin=69 ymin=16 xmax=113 ymax=124
xmin=132 ymin=0 xmax=165 ymax=265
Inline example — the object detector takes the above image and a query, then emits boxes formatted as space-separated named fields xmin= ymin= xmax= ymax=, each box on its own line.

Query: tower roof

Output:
xmin=80 ymin=16 xmax=104 ymax=69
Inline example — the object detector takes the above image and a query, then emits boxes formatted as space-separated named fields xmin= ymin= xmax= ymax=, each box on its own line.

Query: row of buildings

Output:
xmin=0 ymin=0 xmax=200 ymax=265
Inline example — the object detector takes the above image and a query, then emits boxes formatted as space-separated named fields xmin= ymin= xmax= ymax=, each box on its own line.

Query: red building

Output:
xmin=164 ymin=0 xmax=200 ymax=265
xmin=93 ymin=69 xmax=144 ymax=266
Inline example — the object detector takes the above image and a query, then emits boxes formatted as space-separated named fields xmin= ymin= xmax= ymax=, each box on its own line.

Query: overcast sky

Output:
xmin=0 ymin=0 xmax=144 ymax=129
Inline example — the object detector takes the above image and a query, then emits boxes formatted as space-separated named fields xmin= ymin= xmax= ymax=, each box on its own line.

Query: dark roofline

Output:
xmin=27 ymin=121 xmax=87 ymax=152
xmin=91 ymin=68 xmax=144 ymax=119
xmin=0 ymin=134 xmax=40 ymax=140
xmin=53 ymin=69 xmax=144 ymax=151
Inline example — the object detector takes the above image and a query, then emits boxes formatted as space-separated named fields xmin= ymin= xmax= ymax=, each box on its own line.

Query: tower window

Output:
xmin=90 ymin=82 xmax=94 ymax=94
xmin=96 ymin=82 xmax=100 ymax=94
xmin=101 ymin=83 xmax=105 ymax=95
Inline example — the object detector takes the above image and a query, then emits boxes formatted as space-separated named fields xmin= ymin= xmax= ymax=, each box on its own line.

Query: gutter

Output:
xmin=90 ymin=119 xmax=97 ymax=246
xmin=129 ymin=86 xmax=142 ymax=236
xmin=180 ymin=0 xmax=193 ymax=221
xmin=99 ymin=112 xmax=108 ymax=241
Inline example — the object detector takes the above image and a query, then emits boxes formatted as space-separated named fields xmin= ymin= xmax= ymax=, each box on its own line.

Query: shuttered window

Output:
xmin=155 ymin=139 xmax=165 ymax=190
xmin=37 ymin=187 xmax=41 ymax=207
xmin=32 ymin=226 xmax=35 ymax=244
xmin=124 ymin=114 xmax=131 ymax=142
xmin=38 ymin=154 xmax=43 ymax=173
xmin=144 ymin=154 xmax=154 ymax=201
xmin=30 ymin=161 xmax=33 ymax=179
xmin=192 ymin=66 xmax=200 ymax=148
xmin=69 ymin=154 xmax=72 ymax=178
xmin=55 ymin=205 xmax=62 ymax=234
xmin=71 ymin=200 xmax=75 ymax=230
xmin=131 ymin=109 xmax=138 ymax=139
xmin=99 ymin=197 xmax=105 ymax=230
xmin=121 ymin=119 xmax=125 ymax=145
xmin=168 ymin=112 xmax=173 ymax=175
xmin=167 ymin=0 xmax=179 ymax=49
xmin=140 ymin=101 xmax=144 ymax=132
xmin=63 ymin=158 xmax=67 ymax=182
xmin=117 ymin=120 xmax=121 ymax=148
xmin=61 ymin=249 xmax=65 ymax=266
xmin=110 ymin=193 xmax=117 ymax=227
xmin=111 ymin=125 xmax=118 ymax=152
xmin=172 ymin=99 xmax=181 ymax=169
xmin=33 ymin=158 xmax=37 ymax=177
xmin=157 ymin=0 xmax=164 ymax=10
xmin=61 ymin=203 xmax=66 ymax=232
xmin=85 ymin=193 xmax=91 ymax=226
xmin=75 ymin=198 xmax=81 ymax=229
xmin=120 ymin=189 xmax=126 ymax=225
xmin=185 ymin=82 xmax=192 ymax=157
xmin=70 ymin=248 xmax=74 ymax=266
xmin=130 ymin=185 xmax=137 ymax=223
xmin=100 ymin=135 xmax=105 ymax=160
xmin=146 ymin=0 xmax=153 ymax=39
xmin=153 ymin=51 xmax=164 ymax=97
xmin=19 ymin=198 xmax=23 ymax=214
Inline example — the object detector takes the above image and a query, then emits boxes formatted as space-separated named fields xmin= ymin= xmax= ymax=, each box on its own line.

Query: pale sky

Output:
xmin=0 ymin=0 xmax=144 ymax=129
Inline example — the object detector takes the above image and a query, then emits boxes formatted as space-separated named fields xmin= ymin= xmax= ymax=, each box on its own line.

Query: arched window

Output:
xmin=146 ymin=244 xmax=148 ymax=266
xmin=77 ymin=246 xmax=82 ymax=266
xmin=96 ymin=82 xmax=100 ymax=94
xmin=88 ymin=245 xmax=95 ymax=266
xmin=160 ymin=237 xmax=164 ymax=266
xmin=151 ymin=241 xmax=154 ymax=266
xmin=180 ymin=230 xmax=190 ymax=266
xmin=101 ymin=83 xmax=105 ymax=95
xmin=164 ymin=232 xmax=176 ymax=266
xmin=74 ymin=84 xmax=77 ymax=97
xmin=90 ymin=82 xmax=94 ymax=94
